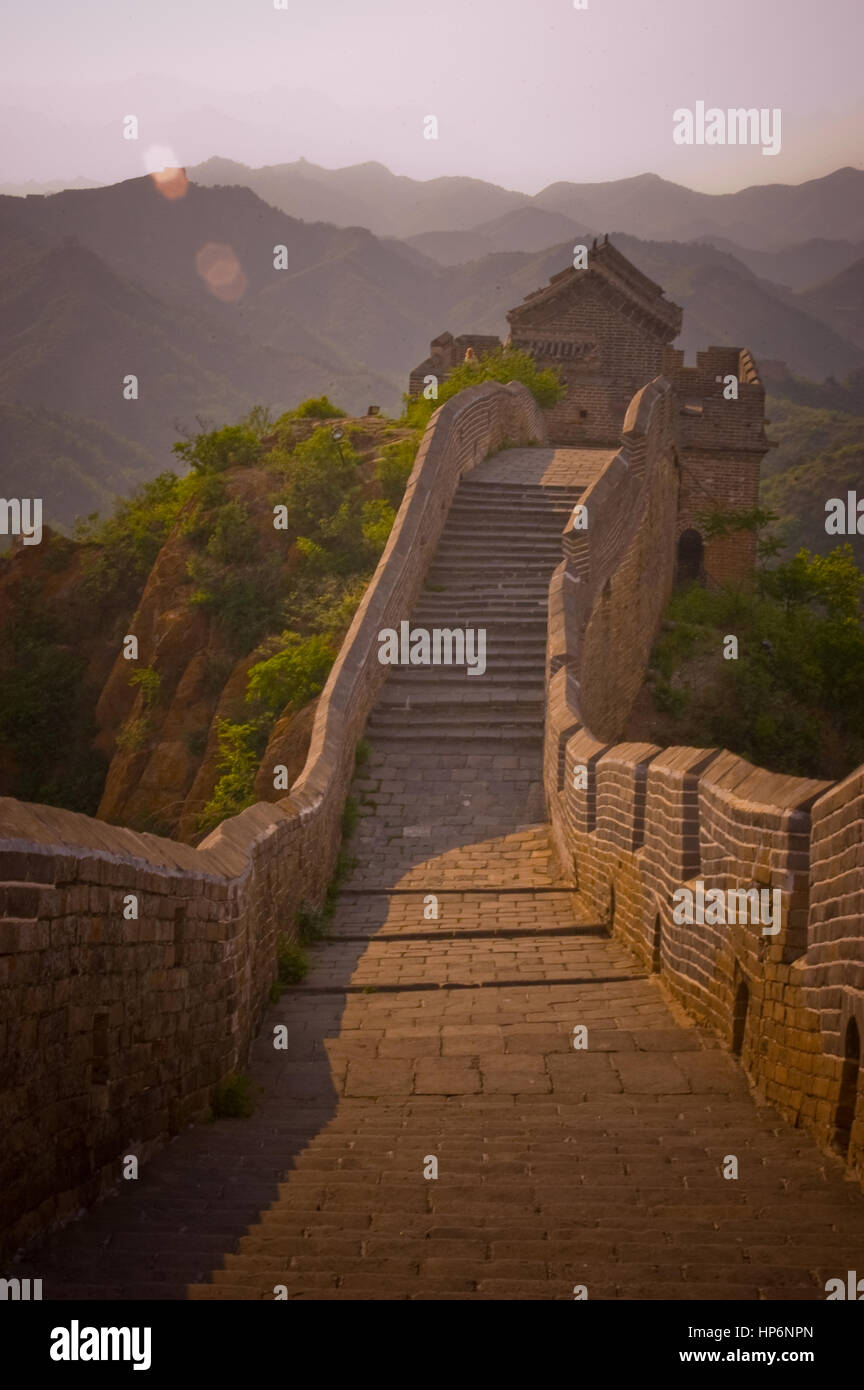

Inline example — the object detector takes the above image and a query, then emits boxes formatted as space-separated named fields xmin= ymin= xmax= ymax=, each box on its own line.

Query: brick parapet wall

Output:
xmin=544 ymin=376 xmax=864 ymax=1178
xmin=547 ymin=374 xmax=680 ymax=743
xmin=0 ymin=381 xmax=547 ymax=1258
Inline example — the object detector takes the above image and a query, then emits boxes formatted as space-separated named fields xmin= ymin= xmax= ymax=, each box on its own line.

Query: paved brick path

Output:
xmin=20 ymin=450 xmax=864 ymax=1300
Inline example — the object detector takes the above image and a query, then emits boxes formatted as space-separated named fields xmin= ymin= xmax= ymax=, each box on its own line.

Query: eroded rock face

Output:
xmin=253 ymin=698 xmax=318 ymax=804
xmin=172 ymin=649 xmax=263 ymax=844
xmin=0 ymin=415 xmax=414 ymax=837
xmin=95 ymin=467 xmax=285 ymax=838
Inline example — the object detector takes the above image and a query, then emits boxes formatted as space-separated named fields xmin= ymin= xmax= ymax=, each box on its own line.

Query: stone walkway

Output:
xmin=18 ymin=449 xmax=864 ymax=1300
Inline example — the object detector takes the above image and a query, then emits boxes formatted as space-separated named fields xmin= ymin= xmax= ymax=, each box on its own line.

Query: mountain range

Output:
xmin=191 ymin=157 xmax=864 ymax=253
xmin=1 ymin=161 xmax=862 ymax=528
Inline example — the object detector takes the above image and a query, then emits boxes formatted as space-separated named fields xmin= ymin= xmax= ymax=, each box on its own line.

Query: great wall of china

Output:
xmin=2 ymin=243 xmax=863 ymax=1298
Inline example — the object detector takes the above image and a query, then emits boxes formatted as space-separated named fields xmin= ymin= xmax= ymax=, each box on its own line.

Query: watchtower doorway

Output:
xmin=677 ymin=529 xmax=704 ymax=586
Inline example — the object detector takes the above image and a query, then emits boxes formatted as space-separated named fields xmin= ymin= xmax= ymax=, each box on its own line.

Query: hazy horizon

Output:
xmin=0 ymin=0 xmax=861 ymax=196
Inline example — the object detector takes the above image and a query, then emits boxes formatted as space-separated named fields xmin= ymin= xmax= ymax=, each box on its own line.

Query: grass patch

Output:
xmin=211 ymin=1071 xmax=255 ymax=1118
xmin=296 ymin=901 xmax=329 ymax=944
xmin=341 ymin=793 xmax=360 ymax=840
xmin=276 ymin=936 xmax=310 ymax=986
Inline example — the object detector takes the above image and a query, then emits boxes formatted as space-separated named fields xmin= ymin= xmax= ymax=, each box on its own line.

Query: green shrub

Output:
xmin=246 ymin=632 xmax=336 ymax=718
xmin=172 ymin=423 xmax=261 ymax=474
xmin=277 ymin=396 xmax=346 ymax=422
xmin=128 ymin=666 xmax=161 ymax=708
xmin=274 ymin=427 xmax=361 ymax=540
xmin=648 ymin=544 xmax=864 ymax=778
xmin=76 ymin=471 xmax=184 ymax=603
xmin=205 ymin=501 xmax=258 ymax=566
xmin=376 ymin=436 xmax=418 ymax=506
xmin=116 ymin=714 xmax=152 ymax=752
xmin=361 ymin=498 xmax=397 ymax=553
xmin=211 ymin=1072 xmax=255 ymax=1118
xmin=276 ymin=936 xmax=310 ymax=985
xmin=293 ymin=536 xmax=330 ymax=573
xmin=296 ymin=902 xmax=328 ymax=944
xmin=188 ymin=556 xmax=286 ymax=654
xmin=285 ymin=575 xmax=368 ymax=642
xmin=197 ymin=718 xmax=268 ymax=834
xmin=401 ymin=346 xmax=564 ymax=431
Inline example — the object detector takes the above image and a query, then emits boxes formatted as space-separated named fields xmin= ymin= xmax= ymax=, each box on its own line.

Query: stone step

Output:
xmin=362 ymin=723 xmax=542 ymax=742
xmin=449 ymin=497 xmax=577 ymax=510
xmin=426 ymin=557 xmax=556 ymax=568
xmin=452 ymin=489 xmax=578 ymax=502
xmin=411 ymin=605 xmax=548 ymax=616
xmin=435 ymin=528 xmax=566 ymax=542
xmin=381 ymin=671 xmax=543 ymax=687
xmin=411 ymin=612 xmax=547 ymax=624
xmin=424 ymin=573 xmax=553 ymax=587
xmin=445 ymin=507 xmax=573 ymax=519
xmin=373 ymin=698 xmax=544 ymax=717
xmin=441 ymin=516 xmax=569 ymax=528
xmin=382 ymin=655 xmax=545 ymax=670
xmin=455 ymin=481 xmax=580 ymax=492
xmin=416 ymin=590 xmax=550 ymax=600
xmin=431 ymin=546 xmax=562 ymax=560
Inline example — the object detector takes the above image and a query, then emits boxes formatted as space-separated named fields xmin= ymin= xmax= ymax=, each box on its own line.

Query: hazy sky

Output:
xmin=0 ymin=0 xmax=861 ymax=192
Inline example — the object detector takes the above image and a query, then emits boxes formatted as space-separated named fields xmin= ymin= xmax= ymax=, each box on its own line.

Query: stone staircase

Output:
xmin=367 ymin=472 xmax=580 ymax=748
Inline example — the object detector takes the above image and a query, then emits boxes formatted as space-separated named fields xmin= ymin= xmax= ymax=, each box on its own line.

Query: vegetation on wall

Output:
xmin=401 ymin=345 xmax=563 ymax=431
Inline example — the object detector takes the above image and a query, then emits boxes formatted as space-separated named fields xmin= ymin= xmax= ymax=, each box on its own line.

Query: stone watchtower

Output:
xmin=661 ymin=346 xmax=770 ymax=585
xmin=407 ymin=237 xmax=771 ymax=585
xmin=505 ymin=237 xmax=682 ymax=447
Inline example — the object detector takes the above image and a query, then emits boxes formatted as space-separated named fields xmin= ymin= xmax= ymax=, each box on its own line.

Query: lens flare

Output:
xmin=194 ymin=243 xmax=248 ymax=302
xmin=143 ymin=145 xmax=188 ymax=200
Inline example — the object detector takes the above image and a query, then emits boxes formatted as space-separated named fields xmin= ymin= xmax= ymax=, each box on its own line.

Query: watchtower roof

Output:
xmin=507 ymin=236 xmax=682 ymax=339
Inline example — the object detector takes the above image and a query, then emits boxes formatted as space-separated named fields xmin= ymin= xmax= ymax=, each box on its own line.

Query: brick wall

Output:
xmin=544 ymin=374 xmax=864 ymax=1180
xmin=0 ymin=381 xmax=547 ymax=1259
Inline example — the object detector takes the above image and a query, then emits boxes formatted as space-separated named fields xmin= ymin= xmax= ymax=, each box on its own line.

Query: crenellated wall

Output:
xmin=544 ymin=376 xmax=864 ymax=1181
xmin=0 ymin=381 xmax=547 ymax=1259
